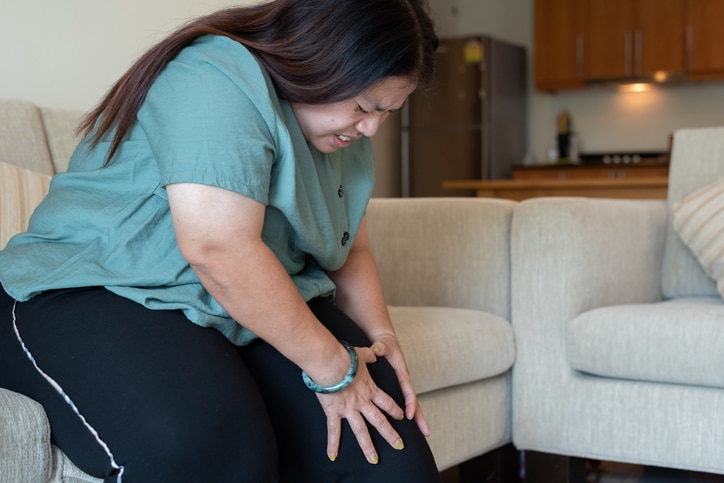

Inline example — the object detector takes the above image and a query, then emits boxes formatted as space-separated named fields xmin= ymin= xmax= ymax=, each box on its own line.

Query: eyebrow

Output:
xmin=366 ymin=100 xmax=405 ymax=113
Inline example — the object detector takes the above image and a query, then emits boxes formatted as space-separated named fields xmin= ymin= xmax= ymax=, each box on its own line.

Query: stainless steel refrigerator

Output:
xmin=401 ymin=35 xmax=528 ymax=197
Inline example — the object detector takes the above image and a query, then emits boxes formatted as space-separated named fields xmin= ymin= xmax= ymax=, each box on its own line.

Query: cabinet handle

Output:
xmin=624 ymin=31 xmax=632 ymax=77
xmin=634 ymin=31 xmax=642 ymax=76
xmin=576 ymin=35 xmax=584 ymax=80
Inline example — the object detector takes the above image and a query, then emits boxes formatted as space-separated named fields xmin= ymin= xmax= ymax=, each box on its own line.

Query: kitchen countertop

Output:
xmin=442 ymin=176 xmax=669 ymax=201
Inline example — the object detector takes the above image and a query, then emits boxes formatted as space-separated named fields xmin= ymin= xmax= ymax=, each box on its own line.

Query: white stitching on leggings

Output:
xmin=11 ymin=300 xmax=125 ymax=482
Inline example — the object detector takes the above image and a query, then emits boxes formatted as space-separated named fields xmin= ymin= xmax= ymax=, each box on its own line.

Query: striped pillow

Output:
xmin=671 ymin=177 xmax=724 ymax=299
xmin=0 ymin=161 xmax=51 ymax=249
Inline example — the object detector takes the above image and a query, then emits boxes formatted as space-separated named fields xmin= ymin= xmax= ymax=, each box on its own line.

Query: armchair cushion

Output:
xmin=567 ymin=297 xmax=724 ymax=389
xmin=390 ymin=306 xmax=515 ymax=394
xmin=671 ymin=177 xmax=724 ymax=299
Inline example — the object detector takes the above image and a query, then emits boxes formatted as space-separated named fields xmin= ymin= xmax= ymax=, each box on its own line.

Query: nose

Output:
xmin=355 ymin=112 xmax=388 ymax=138
xmin=355 ymin=117 xmax=380 ymax=138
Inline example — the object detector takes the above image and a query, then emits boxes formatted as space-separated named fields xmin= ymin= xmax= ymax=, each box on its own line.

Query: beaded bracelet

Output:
xmin=301 ymin=340 xmax=359 ymax=394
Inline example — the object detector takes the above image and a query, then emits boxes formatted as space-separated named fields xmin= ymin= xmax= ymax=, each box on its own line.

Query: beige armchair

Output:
xmin=510 ymin=126 xmax=724 ymax=478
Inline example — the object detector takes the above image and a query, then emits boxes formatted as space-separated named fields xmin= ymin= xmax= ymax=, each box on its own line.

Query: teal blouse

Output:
xmin=0 ymin=35 xmax=376 ymax=345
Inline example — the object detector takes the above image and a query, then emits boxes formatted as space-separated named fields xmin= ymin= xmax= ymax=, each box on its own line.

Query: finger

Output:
xmin=326 ymin=415 xmax=342 ymax=462
xmin=360 ymin=404 xmax=405 ymax=453
xmin=388 ymin=363 xmax=418 ymax=420
xmin=357 ymin=346 xmax=377 ymax=364
xmin=346 ymin=412 xmax=380 ymax=464
xmin=372 ymin=388 xmax=405 ymax=421
xmin=413 ymin=401 xmax=431 ymax=437
xmin=371 ymin=341 xmax=385 ymax=355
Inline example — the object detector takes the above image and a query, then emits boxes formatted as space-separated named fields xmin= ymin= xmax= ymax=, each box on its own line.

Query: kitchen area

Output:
xmin=370 ymin=0 xmax=724 ymax=199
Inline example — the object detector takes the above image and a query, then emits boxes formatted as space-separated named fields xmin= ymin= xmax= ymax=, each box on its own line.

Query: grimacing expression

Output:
xmin=291 ymin=77 xmax=417 ymax=153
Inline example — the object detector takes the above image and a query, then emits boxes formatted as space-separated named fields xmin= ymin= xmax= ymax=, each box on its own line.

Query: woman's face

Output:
xmin=291 ymin=77 xmax=417 ymax=153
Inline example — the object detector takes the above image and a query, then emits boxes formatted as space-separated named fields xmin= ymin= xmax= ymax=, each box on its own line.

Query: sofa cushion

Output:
xmin=0 ymin=99 xmax=56 ymax=176
xmin=662 ymin=126 xmax=724 ymax=299
xmin=390 ymin=306 xmax=515 ymax=394
xmin=671 ymin=177 xmax=724 ymax=299
xmin=40 ymin=107 xmax=84 ymax=174
xmin=567 ymin=297 xmax=724 ymax=389
xmin=0 ymin=161 xmax=51 ymax=248
xmin=0 ymin=388 xmax=52 ymax=483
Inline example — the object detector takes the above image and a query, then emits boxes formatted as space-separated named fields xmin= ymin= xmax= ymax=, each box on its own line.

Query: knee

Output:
xmin=121 ymin=409 xmax=278 ymax=482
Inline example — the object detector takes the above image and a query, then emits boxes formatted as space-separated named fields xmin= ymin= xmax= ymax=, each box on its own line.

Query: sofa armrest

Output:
xmin=366 ymin=197 xmax=516 ymax=320
xmin=0 ymin=388 xmax=52 ymax=483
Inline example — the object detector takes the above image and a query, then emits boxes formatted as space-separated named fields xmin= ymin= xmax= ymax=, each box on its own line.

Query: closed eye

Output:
xmin=356 ymin=104 xmax=369 ymax=114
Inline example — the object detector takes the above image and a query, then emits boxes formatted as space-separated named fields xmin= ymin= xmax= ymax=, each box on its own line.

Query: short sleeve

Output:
xmin=137 ymin=36 xmax=279 ymax=205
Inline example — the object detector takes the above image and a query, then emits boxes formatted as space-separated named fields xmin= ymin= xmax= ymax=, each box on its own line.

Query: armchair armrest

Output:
xmin=510 ymin=197 xmax=668 ymax=449
xmin=0 ymin=388 xmax=52 ymax=483
xmin=366 ymin=197 xmax=516 ymax=320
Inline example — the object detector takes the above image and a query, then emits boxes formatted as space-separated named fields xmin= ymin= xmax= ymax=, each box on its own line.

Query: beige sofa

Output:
xmin=0 ymin=98 xmax=516 ymax=481
xmin=511 ymin=126 xmax=724 ymax=478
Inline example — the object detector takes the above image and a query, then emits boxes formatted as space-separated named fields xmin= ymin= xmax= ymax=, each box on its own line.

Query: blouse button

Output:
xmin=341 ymin=232 xmax=350 ymax=246
xmin=338 ymin=185 xmax=344 ymax=198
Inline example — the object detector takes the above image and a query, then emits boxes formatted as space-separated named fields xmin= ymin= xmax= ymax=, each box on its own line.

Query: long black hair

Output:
xmin=78 ymin=0 xmax=438 ymax=162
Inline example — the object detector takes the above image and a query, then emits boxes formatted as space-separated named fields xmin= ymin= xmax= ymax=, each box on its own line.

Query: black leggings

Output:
xmin=0 ymin=286 xmax=440 ymax=483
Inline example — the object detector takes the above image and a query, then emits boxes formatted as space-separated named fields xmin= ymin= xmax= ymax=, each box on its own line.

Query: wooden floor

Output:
xmin=590 ymin=461 xmax=724 ymax=483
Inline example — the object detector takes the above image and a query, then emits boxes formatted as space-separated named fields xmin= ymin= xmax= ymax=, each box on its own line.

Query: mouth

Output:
xmin=336 ymin=134 xmax=353 ymax=142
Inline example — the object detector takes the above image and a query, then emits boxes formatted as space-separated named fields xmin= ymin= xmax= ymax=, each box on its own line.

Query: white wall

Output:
xmin=0 ymin=0 xmax=251 ymax=110
xmin=544 ymin=82 xmax=724 ymax=156
xmin=5 ymin=1 xmax=724 ymax=194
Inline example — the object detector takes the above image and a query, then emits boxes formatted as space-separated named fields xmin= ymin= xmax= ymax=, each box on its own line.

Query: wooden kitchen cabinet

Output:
xmin=534 ymin=0 xmax=586 ymax=91
xmin=584 ymin=0 xmax=685 ymax=81
xmin=638 ymin=0 xmax=686 ymax=76
xmin=686 ymin=0 xmax=724 ymax=80
xmin=532 ymin=0 xmax=705 ymax=91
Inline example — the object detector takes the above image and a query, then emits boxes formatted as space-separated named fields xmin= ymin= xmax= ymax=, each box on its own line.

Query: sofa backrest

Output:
xmin=0 ymin=161 xmax=51 ymax=248
xmin=0 ymin=99 xmax=83 ymax=177
xmin=39 ymin=107 xmax=84 ymax=174
xmin=366 ymin=197 xmax=516 ymax=320
xmin=0 ymin=100 xmax=56 ymax=176
xmin=0 ymin=99 xmax=83 ymax=248
xmin=661 ymin=126 xmax=724 ymax=299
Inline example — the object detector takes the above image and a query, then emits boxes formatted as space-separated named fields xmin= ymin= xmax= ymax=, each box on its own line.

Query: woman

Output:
xmin=0 ymin=0 xmax=440 ymax=482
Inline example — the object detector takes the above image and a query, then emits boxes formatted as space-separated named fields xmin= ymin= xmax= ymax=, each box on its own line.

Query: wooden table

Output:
xmin=442 ymin=177 xmax=669 ymax=201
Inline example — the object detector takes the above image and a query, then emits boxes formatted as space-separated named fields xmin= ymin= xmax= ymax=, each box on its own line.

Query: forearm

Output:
xmin=168 ymin=183 xmax=349 ymax=386
xmin=329 ymin=220 xmax=427 ymax=425
xmin=328 ymin=227 xmax=396 ymax=342
xmin=192 ymin=239 xmax=351 ymax=384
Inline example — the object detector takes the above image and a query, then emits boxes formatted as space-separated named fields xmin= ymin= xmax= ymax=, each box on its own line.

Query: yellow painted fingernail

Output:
xmin=370 ymin=453 xmax=379 ymax=464
xmin=394 ymin=439 xmax=405 ymax=450
xmin=328 ymin=453 xmax=337 ymax=462
xmin=372 ymin=345 xmax=381 ymax=353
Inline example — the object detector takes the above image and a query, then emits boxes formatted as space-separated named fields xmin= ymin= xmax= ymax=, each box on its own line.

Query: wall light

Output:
xmin=653 ymin=71 xmax=669 ymax=82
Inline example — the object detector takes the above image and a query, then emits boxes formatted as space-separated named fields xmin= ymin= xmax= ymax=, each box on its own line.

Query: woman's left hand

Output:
xmin=369 ymin=334 xmax=430 ymax=437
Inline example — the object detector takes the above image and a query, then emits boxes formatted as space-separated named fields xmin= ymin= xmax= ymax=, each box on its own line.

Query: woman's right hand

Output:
xmin=315 ymin=346 xmax=406 ymax=464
